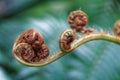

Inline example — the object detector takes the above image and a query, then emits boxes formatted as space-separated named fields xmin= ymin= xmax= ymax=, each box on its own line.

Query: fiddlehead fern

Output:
xmin=113 ymin=20 xmax=120 ymax=37
xmin=68 ymin=10 xmax=88 ymax=32
xmin=68 ymin=10 xmax=94 ymax=34
xmin=13 ymin=29 xmax=49 ymax=63
xmin=12 ymin=10 xmax=120 ymax=67
xmin=59 ymin=29 xmax=75 ymax=52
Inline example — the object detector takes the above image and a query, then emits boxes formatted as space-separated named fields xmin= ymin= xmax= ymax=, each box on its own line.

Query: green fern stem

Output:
xmin=16 ymin=32 xmax=120 ymax=67
xmin=72 ymin=33 xmax=120 ymax=49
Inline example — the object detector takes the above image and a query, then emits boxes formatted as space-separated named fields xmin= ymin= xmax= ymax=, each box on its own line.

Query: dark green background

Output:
xmin=0 ymin=0 xmax=120 ymax=80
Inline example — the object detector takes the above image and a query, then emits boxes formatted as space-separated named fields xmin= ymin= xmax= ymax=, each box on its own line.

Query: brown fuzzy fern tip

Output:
xmin=13 ymin=29 xmax=49 ymax=63
xmin=68 ymin=10 xmax=94 ymax=34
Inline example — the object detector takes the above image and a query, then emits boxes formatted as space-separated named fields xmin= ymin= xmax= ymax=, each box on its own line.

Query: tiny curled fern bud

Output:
xmin=68 ymin=10 xmax=94 ymax=34
xmin=113 ymin=20 xmax=120 ymax=37
xmin=14 ymin=43 xmax=35 ymax=62
xmin=12 ymin=29 xmax=49 ymax=63
xmin=68 ymin=10 xmax=88 ymax=32
xmin=59 ymin=29 xmax=75 ymax=52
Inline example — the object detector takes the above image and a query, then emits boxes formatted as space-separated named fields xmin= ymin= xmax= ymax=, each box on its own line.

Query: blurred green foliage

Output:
xmin=0 ymin=0 xmax=120 ymax=80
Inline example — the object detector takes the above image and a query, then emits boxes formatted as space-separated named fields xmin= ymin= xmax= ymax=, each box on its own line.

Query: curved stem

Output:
xmin=16 ymin=32 xmax=120 ymax=67
xmin=71 ymin=33 xmax=120 ymax=50
xmin=15 ymin=50 xmax=66 ymax=67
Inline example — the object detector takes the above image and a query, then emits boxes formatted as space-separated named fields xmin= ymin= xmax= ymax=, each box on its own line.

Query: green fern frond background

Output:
xmin=0 ymin=0 xmax=120 ymax=80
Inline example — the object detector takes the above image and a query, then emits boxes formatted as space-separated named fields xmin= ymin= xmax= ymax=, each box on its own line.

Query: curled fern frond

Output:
xmin=12 ymin=10 xmax=120 ymax=67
